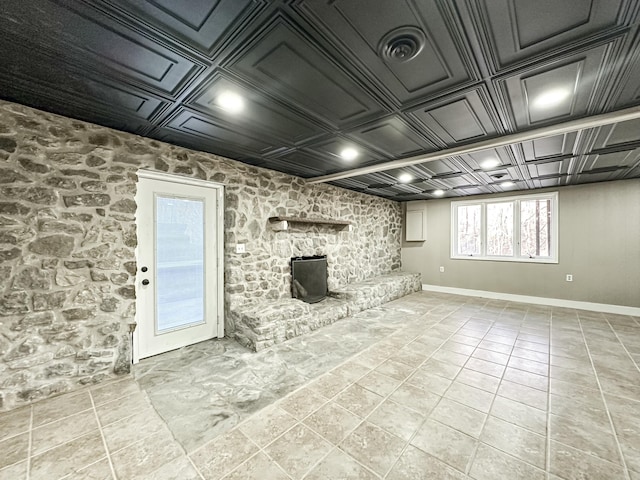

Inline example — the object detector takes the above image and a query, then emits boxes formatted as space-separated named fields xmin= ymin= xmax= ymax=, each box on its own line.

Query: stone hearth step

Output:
xmin=231 ymin=271 xmax=421 ymax=351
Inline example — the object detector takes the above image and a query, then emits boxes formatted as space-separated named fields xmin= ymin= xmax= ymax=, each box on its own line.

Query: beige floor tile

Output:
xmin=549 ymin=440 xmax=627 ymax=480
xmin=307 ymin=372 xmax=351 ymax=399
xmin=430 ymin=397 xmax=486 ymax=438
xmin=449 ymin=334 xmax=482 ymax=347
xmin=549 ymin=413 xmax=621 ymax=464
xmin=368 ymin=399 xmax=424 ymax=441
xmin=465 ymin=357 xmax=506 ymax=378
xmin=238 ymin=406 xmax=297 ymax=448
xmin=30 ymin=431 xmax=107 ymax=480
xmin=511 ymin=347 xmax=548 ymax=363
xmin=102 ymin=407 xmax=168 ymax=453
xmin=190 ymin=429 xmax=258 ymax=480
xmin=222 ymin=452 xmax=289 ymax=480
xmin=391 ymin=349 xmax=428 ymax=368
xmin=549 ymin=364 xmax=599 ymax=388
xmin=0 ymin=406 xmax=30 ymax=443
xmin=65 ymin=458 xmax=114 ymax=480
xmin=305 ymin=448 xmax=377 ymax=480
xmin=331 ymin=361 xmax=371 ymax=383
xmin=498 ymin=380 xmax=547 ymax=410
xmin=515 ymin=339 xmax=549 ymax=354
xmin=339 ymin=421 xmax=405 ymax=476
xmin=90 ymin=377 xmax=140 ymax=406
xmin=32 ymin=390 xmax=92 ymax=427
xmin=444 ymin=382 xmax=494 ymax=413
xmin=407 ymin=368 xmax=452 ymax=396
xmin=0 ymin=461 xmax=27 ymax=480
xmin=303 ymin=402 xmax=362 ymax=445
xmin=507 ymin=357 xmax=549 ymax=376
xmin=483 ymin=333 xmax=516 ymax=346
xmin=95 ymin=391 xmax=150 ymax=427
xmin=411 ymin=418 xmax=477 ymax=472
xmin=503 ymin=367 xmax=548 ymax=391
xmin=432 ymin=348 xmax=469 ymax=367
xmin=279 ymin=387 xmax=327 ymax=420
xmin=490 ymin=395 xmax=547 ymax=435
xmin=387 ymin=445 xmax=466 ymax=480
xmin=441 ymin=340 xmax=476 ymax=355
xmin=421 ymin=358 xmax=462 ymax=380
xmin=549 ymin=393 xmax=610 ymax=427
xmin=470 ymin=443 xmax=545 ymax=480
xmin=455 ymin=368 xmax=501 ymax=394
xmin=335 ymin=384 xmax=383 ymax=418
xmin=472 ymin=348 xmax=510 ymax=365
xmin=375 ymin=359 xmax=415 ymax=380
xmin=481 ymin=416 xmax=545 ymax=469
xmin=356 ymin=370 xmax=402 ymax=396
xmin=389 ymin=383 xmax=440 ymax=415
xmin=0 ymin=432 xmax=28 ymax=470
xmin=32 ymin=409 xmax=99 ymax=455
xmin=264 ymin=424 xmax=332 ymax=480
xmin=111 ymin=426 xmax=184 ymax=479
xmin=477 ymin=340 xmax=513 ymax=355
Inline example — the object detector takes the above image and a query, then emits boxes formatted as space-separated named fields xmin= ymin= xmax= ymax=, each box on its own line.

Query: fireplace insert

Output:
xmin=290 ymin=255 xmax=328 ymax=303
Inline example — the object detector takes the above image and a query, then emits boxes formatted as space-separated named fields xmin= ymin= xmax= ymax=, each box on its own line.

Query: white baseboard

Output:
xmin=421 ymin=284 xmax=640 ymax=317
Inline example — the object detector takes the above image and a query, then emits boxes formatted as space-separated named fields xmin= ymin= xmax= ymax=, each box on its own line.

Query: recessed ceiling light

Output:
xmin=216 ymin=91 xmax=244 ymax=113
xmin=532 ymin=88 xmax=571 ymax=109
xmin=433 ymin=189 xmax=444 ymax=196
xmin=398 ymin=173 xmax=412 ymax=183
xmin=480 ymin=158 xmax=500 ymax=169
xmin=501 ymin=181 xmax=515 ymax=188
xmin=340 ymin=148 xmax=358 ymax=161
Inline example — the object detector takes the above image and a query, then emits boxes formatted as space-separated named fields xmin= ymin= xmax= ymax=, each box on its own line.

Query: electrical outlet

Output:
xmin=236 ymin=243 xmax=246 ymax=254
xmin=566 ymin=274 xmax=573 ymax=282
xmin=439 ymin=266 xmax=445 ymax=273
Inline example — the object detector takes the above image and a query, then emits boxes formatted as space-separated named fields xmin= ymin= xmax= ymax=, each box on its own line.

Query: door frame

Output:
xmin=132 ymin=169 xmax=225 ymax=363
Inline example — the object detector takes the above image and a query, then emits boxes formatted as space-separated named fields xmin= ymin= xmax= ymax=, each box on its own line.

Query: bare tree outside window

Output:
xmin=520 ymin=199 xmax=551 ymax=257
xmin=457 ymin=204 xmax=481 ymax=255
xmin=487 ymin=202 xmax=513 ymax=256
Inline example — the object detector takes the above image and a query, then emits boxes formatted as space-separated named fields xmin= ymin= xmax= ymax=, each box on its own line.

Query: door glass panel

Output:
xmin=155 ymin=195 xmax=205 ymax=332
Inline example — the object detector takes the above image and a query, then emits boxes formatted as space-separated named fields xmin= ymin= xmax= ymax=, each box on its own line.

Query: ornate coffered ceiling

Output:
xmin=1 ymin=0 xmax=639 ymax=199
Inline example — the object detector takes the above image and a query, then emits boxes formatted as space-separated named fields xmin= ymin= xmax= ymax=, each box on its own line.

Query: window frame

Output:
xmin=451 ymin=192 xmax=558 ymax=264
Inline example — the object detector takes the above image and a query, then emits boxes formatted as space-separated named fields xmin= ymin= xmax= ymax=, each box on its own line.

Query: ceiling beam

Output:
xmin=306 ymin=105 xmax=640 ymax=184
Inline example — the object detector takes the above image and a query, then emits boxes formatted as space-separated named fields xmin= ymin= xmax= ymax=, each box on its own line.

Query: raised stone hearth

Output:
xmin=232 ymin=271 xmax=421 ymax=351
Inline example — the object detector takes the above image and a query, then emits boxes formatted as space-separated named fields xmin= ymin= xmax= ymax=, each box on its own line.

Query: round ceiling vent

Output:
xmin=378 ymin=27 xmax=426 ymax=63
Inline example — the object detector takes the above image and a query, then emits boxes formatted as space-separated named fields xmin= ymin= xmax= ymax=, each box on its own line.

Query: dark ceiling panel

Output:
xmin=104 ymin=0 xmax=261 ymax=56
xmin=520 ymin=133 xmax=578 ymax=160
xmin=187 ymin=72 xmax=326 ymax=147
xmin=229 ymin=17 xmax=387 ymax=128
xmin=0 ymin=0 xmax=202 ymax=96
xmin=294 ymin=0 xmax=475 ymax=104
xmin=469 ymin=0 xmax=630 ymax=70
xmin=498 ymin=41 xmax=619 ymax=129
xmin=409 ymin=88 xmax=500 ymax=146
xmin=164 ymin=109 xmax=275 ymax=155
xmin=345 ymin=116 xmax=436 ymax=158
xmin=0 ymin=0 xmax=638 ymax=198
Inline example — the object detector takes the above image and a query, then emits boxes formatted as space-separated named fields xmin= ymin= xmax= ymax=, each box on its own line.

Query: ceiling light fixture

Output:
xmin=433 ymin=189 xmax=444 ymax=196
xmin=340 ymin=148 xmax=359 ymax=161
xmin=532 ymin=88 xmax=571 ymax=109
xmin=398 ymin=173 xmax=412 ymax=183
xmin=216 ymin=91 xmax=244 ymax=113
xmin=501 ymin=181 xmax=515 ymax=188
xmin=480 ymin=158 xmax=500 ymax=169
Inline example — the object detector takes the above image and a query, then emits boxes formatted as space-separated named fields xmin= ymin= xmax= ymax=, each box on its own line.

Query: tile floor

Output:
xmin=1 ymin=291 xmax=640 ymax=479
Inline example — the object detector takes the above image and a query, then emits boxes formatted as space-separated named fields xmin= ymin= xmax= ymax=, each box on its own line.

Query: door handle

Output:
xmin=142 ymin=279 xmax=150 ymax=286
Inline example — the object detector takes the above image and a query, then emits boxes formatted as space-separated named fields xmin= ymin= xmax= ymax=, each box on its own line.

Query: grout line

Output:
xmin=88 ymin=390 xmax=118 ymax=480
xmin=576 ymin=315 xmax=632 ymax=480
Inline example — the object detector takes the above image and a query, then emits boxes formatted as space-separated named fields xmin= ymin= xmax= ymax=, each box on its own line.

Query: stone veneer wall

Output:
xmin=0 ymin=100 xmax=402 ymax=411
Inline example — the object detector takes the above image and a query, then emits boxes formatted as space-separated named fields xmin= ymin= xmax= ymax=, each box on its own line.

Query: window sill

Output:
xmin=450 ymin=255 xmax=558 ymax=264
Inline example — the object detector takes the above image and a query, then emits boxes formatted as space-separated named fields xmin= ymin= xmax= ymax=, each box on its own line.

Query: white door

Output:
xmin=134 ymin=170 xmax=224 ymax=361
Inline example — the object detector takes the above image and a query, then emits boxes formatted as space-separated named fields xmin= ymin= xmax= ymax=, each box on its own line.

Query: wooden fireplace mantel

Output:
xmin=268 ymin=216 xmax=352 ymax=232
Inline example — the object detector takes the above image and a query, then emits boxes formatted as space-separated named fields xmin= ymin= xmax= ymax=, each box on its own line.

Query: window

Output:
xmin=451 ymin=192 xmax=558 ymax=263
